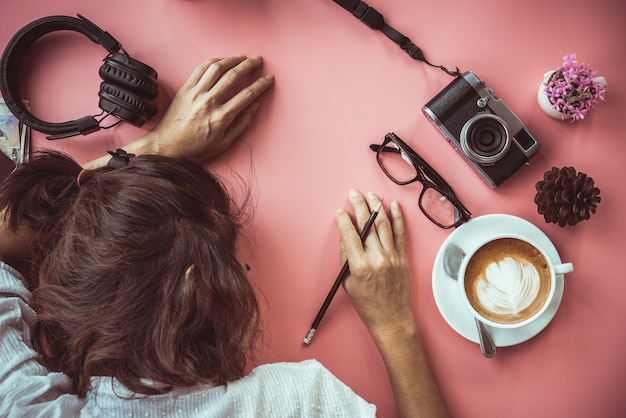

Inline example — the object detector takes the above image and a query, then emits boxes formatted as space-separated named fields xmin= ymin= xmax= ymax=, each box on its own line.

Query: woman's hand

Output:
xmin=147 ymin=56 xmax=274 ymax=161
xmin=337 ymin=189 xmax=451 ymax=418
xmin=85 ymin=56 xmax=274 ymax=168
xmin=337 ymin=189 xmax=415 ymax=341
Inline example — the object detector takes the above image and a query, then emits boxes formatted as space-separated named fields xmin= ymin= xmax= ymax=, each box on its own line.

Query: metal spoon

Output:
xmin=443 ymin=244 xmax=497 ymax=358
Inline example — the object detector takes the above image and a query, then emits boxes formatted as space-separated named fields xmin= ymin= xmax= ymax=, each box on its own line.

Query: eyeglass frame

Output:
xmin=370 ymin=132 xmax=472 ymax=229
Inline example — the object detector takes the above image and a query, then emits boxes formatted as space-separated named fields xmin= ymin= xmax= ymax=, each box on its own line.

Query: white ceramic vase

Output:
xmin=537 ymin=70 xmax=607 ymax=120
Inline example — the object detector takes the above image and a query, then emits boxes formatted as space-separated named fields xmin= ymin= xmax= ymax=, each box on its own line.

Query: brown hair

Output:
xmin=0 ymin=151 xmax=259 ymax=397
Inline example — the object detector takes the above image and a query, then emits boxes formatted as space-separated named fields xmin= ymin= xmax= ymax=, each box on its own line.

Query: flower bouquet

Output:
xmin=538 ymin=54 xmax=606 ymax=122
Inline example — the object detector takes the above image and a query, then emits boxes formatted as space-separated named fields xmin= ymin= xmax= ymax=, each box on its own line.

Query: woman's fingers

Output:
xmin=390 ymin=200 xmax=407 ymax=259
xmin=193 ymin=56 xmax=248 ymax=92
xmin=336 ymin=207 xmax=362 ymax=258
xmin=364 ymin=192 xmax=396 ymax=252
xmin=346 ymin=189 xmax=381 ymax=252
xmin=217 ymin=103 xmax=262 ymax=152
xmin=183 ymin=58 xmax=223 ymax=90
xmin=197 ymin=56 xmax=265 ymax=100
xmin=222 ymin=73 xmax=274 ymax=118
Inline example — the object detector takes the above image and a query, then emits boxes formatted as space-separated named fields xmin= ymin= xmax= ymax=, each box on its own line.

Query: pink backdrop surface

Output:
xmin=2 ymin=1 xmax=625 ymax=417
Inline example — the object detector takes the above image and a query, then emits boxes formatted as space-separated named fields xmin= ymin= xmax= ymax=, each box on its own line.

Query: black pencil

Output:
xmin=303 ymin=200 xmax=383 ymax=345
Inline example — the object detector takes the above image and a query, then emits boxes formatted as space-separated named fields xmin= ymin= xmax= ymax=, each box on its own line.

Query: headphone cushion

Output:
xmin=99 ymin=81 xmax=158 ymax=127
xmin=99 ymin=54 xmax=158 ymax=100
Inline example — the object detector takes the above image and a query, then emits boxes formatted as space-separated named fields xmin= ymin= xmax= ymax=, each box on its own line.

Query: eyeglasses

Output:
xmin=370 ymin=132 xmax=471 ymax=229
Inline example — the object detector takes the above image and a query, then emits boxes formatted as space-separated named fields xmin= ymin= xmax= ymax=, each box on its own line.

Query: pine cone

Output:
xmin=534 ymin=167 xmax=601 ymax=227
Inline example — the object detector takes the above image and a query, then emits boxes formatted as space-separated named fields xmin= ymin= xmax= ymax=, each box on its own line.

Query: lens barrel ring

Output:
xmin=460 ymin=113 xmax=511 ymax=165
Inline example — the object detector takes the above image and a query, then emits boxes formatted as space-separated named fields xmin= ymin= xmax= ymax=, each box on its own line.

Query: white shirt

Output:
xmin=0 ymin=262 xmax=376 ymax=417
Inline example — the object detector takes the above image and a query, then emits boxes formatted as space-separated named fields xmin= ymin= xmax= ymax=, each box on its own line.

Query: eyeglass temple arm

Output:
xmin=369 ymin=143 xmax=400 ymax=153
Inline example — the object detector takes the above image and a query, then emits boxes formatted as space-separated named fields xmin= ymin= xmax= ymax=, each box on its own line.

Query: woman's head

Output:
xmin=0 ymin=151 xmax=258 ymax=397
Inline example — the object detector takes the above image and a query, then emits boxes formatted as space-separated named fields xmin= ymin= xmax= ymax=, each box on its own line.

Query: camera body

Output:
xmin=422 ymin=71 xmax=540 ymax=188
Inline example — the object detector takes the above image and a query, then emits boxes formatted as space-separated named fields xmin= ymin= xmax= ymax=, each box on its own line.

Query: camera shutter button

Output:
xmin=477 ymin=96 xmax=490 ymax=108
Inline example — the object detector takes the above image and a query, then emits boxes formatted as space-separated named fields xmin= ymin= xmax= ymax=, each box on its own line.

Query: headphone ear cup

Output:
xmin=98 ymin=53 xmax=158 ymax=127
xmin=98 ymin=81 xmax=158 ymax=127
xmin=99 ymin=53 xmax=158 ymax=99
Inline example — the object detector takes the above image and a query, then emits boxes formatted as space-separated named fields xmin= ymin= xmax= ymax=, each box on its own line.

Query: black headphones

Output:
xmin=0 ymin=14 xmax=158 ymax=140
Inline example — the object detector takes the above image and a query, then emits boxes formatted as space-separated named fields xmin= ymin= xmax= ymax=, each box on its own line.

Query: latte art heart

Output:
xmin=464 ymin=238 xmax=553 ymax=325
xmin=475 ymin=257 xmax=541 ymax=316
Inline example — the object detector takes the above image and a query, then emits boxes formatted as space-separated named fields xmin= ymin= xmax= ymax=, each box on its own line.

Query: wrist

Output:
xmin=130 ymin=132 xmax=159 ymax=156
xmin=369 ymin=315 xmax=420 ymax=348
xmin=84 ymin=133 xmax=160 ymax=169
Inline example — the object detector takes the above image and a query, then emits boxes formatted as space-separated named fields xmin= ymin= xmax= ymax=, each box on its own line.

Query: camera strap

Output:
xmin=331 ymin=0 xmax=461 ymax=77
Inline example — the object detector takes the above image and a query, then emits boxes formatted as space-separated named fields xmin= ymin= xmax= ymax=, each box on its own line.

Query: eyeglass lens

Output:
xmin=377 ymin=142 xmax=461 ymax=228
xmin=376 ymin=145 xmax=417 ymax=183
xmin=420 ymin=187 xmax=460 ymax=228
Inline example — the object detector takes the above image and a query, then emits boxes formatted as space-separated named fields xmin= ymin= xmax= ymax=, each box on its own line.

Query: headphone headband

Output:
xmin=0 ymin=14 xmax=158 ymax=140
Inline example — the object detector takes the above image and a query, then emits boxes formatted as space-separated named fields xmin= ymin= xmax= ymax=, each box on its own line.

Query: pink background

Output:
xmin=2 ymin=1 xmax=625 ymax=417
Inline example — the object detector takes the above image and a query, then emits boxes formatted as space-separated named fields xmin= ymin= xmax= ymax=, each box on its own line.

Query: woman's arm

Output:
xmin=0 ymin=56 xmax=273 ymax=282
xmin=84 ymin=55 xmax=274 ymax=168
xmin=337 ymin=189 xmax=450 ymax=418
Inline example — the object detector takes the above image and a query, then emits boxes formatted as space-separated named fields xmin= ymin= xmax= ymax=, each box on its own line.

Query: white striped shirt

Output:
xmin=0 ymin=262 xmax=376 ymax=417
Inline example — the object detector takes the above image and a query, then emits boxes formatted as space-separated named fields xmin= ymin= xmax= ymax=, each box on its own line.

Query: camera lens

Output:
xmin=460 ymin=113 xmax=510 ymax=165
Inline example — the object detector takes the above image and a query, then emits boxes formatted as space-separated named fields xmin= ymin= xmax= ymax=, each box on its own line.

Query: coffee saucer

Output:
xmin=432 ymin=214 xmax=565 ymax=347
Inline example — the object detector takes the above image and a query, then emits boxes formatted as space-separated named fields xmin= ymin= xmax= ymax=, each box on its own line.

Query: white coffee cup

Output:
xmin=458 ymin=233 xmax=573 ymax=329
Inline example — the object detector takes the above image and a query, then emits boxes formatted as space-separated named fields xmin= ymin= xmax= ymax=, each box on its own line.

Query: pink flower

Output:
xmin=562 ymin=54 xmax=576 ymax=67
xmin=543 ymin=54 xmax=606 ymax=122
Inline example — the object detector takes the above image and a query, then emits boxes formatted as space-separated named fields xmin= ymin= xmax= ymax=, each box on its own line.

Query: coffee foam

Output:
xmin=475 ymin=257 xmax=541 ymax=316
xmin=464 ymin=238 xmax=551 ymax=325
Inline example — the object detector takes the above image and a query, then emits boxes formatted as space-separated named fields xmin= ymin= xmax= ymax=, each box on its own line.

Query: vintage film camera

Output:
xmin=422 ymin=72 xmax=540 ymax=188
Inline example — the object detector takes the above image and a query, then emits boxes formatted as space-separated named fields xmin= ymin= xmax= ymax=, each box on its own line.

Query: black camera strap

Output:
xmin=331 ymin=0 xmax=461 ymax=77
